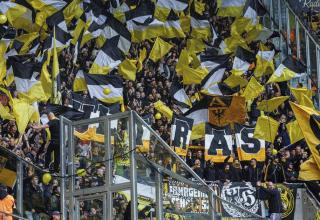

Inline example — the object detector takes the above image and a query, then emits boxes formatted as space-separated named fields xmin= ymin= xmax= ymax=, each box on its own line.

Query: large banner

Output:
xmin=164 ymin=180 xmax=209 ymax=214
xmin=171 ymin=114 xmax=194 ymax=156
xmin=205 ymin=124 xmax=233 ymax=162
xmin=235 ymin=124 xmax=266 ymax=162
xmin=220 ymin=182 xmax=302 ymax=220
xmin=220 ymin=182 xmax=264 ymax=218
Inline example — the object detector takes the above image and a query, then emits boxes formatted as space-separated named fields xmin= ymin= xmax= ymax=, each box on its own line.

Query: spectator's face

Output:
xmin=52 ymin=214 xmax=60 ymax=220
xmin=250 ymin=159 xmax=256 ymax=167
xmin=32 ymin=176 xmax=39 ymax=185
xmin=194 ymin=159 xmax=201 ymax=167
xmin=197 ymin=151 xmax=202 ymax=158
xmin=267 ymin=182 xmax=274 ymax=189
xmin=296 ymin=146 xmax=302 ymax=155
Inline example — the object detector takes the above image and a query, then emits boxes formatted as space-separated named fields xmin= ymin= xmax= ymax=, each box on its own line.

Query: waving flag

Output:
xmin=170 ymin=78 xmax=192 ymax=108
xmin=89 ymin=36 xmax=124 ymax=74
xmin=84 ymin=74 xmax=123 ymax=104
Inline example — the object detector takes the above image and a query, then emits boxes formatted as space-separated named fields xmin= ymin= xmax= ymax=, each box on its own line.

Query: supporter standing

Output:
xmin=0 ymin=184 xmax=15 ymax=220
xmin=257 ymin=181 xmax=282 ymax=220
xmin=32 ymin=113 xmax=60 ymax=172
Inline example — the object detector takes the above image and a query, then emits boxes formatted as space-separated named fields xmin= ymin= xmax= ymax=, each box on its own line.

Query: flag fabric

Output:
xmin=201 ymin=65 xmax=238 ymax=96
xmin=232 ymin=47 xmax=256 ymax=74
xmin=219 ymin=35 xmax=250 ymax=55
xmin=154 ymin=100 xmax=173 ymax=120
xmin=89 ymin=36 xmax=124 ymax=74
xmin=253 ymin=116 xmax=279 ymax=143
xmin=73 ymin=70 xmax=87 ymax=92
xmin=52 ymin=27 xmax=59 ymax=80
xmin=200 ymin=53 xmax=229 ymax=72
xmin=149 ymin=37 xmax=173 ymax=62
xmin=254 ymin=50 xmax=275 ymax=77
xmin=182 ymin=66 xmax=208 ymax=85
xmin=162 ymin=10 xmax=186 ymax=39
xmin=290 ymin=87 xmax=314 ymax=108
xmin=11 ymin=57 xmax=46 ymax=102
xmin=9 ymin=0 xmax=38 ymax=32
xmin=0 ymin=1 xmax=28 ymax=26
xmin=190 ymin=2 xmax=211 ymax=40
xmin=155 ymin=0 xmax=188 ymax=21
xmin=298 ymin=156 xmax=320 ymax=181
xmin=125 ymin=1 xmax=165 ymax=42
xmin=176 ymin=49 xmax=191 ymax=76
xmin=286 ymin=120 xmax=304 ymax=144
xmin=217 ymin=0 xmax=246 ymax=17
xmin=98 ymin=13 xmax=132 ymax=54
xmin=208 ymin=95 xmax=246 ymax=127
xmin=267 ymin=56 xmax=306 ymax=83
xmin=0 ymin=103 xmax=14 ymax=120
xmin=45 ymin=10 xmax=72 ymax=49
xmin=26 ymin=0 xmax=67 ymax=27
xmin=84 ymin=74 xmax=123 ymax=104
xmin=118 ymin=59 xmax=137 ymax=81
xmin=223 ymin=72 xmax=248 ymax=88
xmin=186 ymin=38 xmax=206 ymax=54
xmin=170 ymin=78 xmax=192 ymax=108
xmin=235 ymin=124 xmax=265 ymax=161
xmin=184 ymin=99 xmax=209 ymax=140
xmin=205 ymin=124 xmax=233 ymax=162
xmin=245 ymin=24 xmax=275 ymax=43
xmin=171 ymin=114 xmax=194 ymax=156
xmin=74 ymin=127 xmax=104 ymax=143
xmin=39 ymin=60 xmax=52 ymax=101
xmin=243 ymin=0 xmax=267 ymax=26
xmin=242 ymin=76 xmax=265 ymax=101
xmin=12 ymin=98 xmax=39 ymax=133
xmin=11 ymin=32 xmax=39 ymax=55
xmin=290 ymin=102 xmax=320 ymax=169
xmin=257 ymin=96 xmax=289 ymax=112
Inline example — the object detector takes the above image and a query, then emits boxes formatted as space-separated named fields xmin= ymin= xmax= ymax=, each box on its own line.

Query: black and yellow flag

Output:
xmin=208 ymin=95 xmax=246 ymax=127
xmin=290 ymin=102 xmax=320 ymax=170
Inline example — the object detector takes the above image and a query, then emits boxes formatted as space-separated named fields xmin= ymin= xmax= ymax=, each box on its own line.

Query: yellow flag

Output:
xmin=231 ymin=17 xmax=251 ymax=36
xmin=242 ymin=77 xmax=265 ymax=101
xmin=118 ymin=59 xmax=137 ymax=81
xmin=12 ymin=99 xmax=39 ymax=133
xmin=186 ymin=38 xmax=205 ymax=54
xmin=299 ymin=156 xmax=320 ymax=181
xmin=286 ymin=120 xmax=304 ymax=144
xmin=13 ymin=32 xmax=39 ymax=55
xmin=176 ymin=49 xmax=191 ymax=76
xmin=0 ymin=103 xmax=14 ymax=120
xmin=40 ymin=63 xmax=52 ymax=101
xmin=137 ymin=48 xmax=147 ymax=71
xmin=253 ymin=116 xmax=279 ymax=143
xmin=221 ymin=35 xmax=251 ymax=54
xmin=267 ymin=64 xmax=298 ymax=83
xmin=63 ymin=0 xmax=83 ymax=23
xmin=290 ymin=87 xmax=314 ymax=108
xmin=74 ymin=127 xmax=105 ymax=143
xmin=154 ymin=100 xmax=173 ymax=120
xmin=224 ymin=73 xmax=248 ymax=88
xmin=257 ymin=96 xmax=289 ymax=112
xmin=149 ymin=37 xmax=173 ymax=62
xmin=182 ymin=66 xmax=208 ymax=85
xmin=290 ymin=102 xmax=320 ymax=169
xmin=52 ymin=27 xmax=59 ymax=79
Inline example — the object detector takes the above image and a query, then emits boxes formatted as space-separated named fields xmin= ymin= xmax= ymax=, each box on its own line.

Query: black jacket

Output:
xmin=245 ymin=166 xmax=262 ymax=183
xmin=259 ymin=187 xmax=282 ymax=214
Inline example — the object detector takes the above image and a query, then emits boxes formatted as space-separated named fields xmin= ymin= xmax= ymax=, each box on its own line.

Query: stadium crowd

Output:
xmin=0 ymin=0 xmax=319 ymax=219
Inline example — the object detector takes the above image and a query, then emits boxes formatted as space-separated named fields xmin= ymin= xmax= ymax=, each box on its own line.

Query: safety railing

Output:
xmin=60 ymin=111 xmax=266 ymax=219
xmin=0 ymin=208 xmax=29 ymax=220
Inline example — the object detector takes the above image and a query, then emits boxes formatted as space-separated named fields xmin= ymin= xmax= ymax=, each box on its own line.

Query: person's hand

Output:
xmin=256 ymin=181 xmax=261 ymax=187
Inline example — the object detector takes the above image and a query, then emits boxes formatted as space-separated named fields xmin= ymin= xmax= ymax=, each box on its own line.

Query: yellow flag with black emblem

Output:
xmin=290 ymin=102 xmax=320 ymax=169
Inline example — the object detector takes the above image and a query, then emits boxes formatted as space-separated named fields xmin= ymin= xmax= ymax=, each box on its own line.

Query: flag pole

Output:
xmin=52 ymin=26 xmax=58 ymax=104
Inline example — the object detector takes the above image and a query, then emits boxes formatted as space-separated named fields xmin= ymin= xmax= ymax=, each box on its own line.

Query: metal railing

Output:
xmin=0 ymin=210 xmax=28 ymax=220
